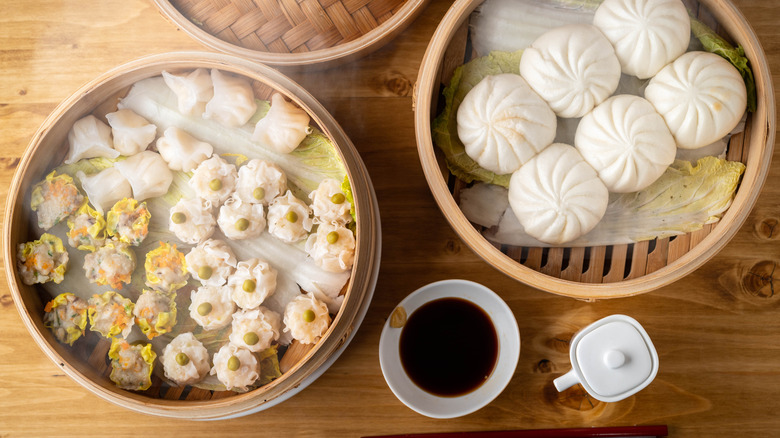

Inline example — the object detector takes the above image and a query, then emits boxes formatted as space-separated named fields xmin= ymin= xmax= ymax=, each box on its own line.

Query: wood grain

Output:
xmin=0 ymin=0 xmax=779 ymax=436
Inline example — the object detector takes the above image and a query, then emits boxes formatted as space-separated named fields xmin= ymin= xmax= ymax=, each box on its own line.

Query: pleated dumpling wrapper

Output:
xmin=105 ymin=109 xmax=157 ymax=156
xmin=593 ymin=0 xmax=690 ymax=79
xmin=155 ymin=126 xmax=213 ymax=172
xmin=114 ymin=151 xmax=173 ymax=202
xmin=645 ymin=51 xmax=748 ymax=149
xmin=161 ymin=68 xmax=214 ymax=117
xmin=575 ymin=95 xmax=676 ymax=193
xmin=508 ymin=143 xmax=608 ymax=245
xmin=457 ymin=73 xmax=556 ymax=175
xmin=203 ymin=69 xmax=257 ymax=128
xmin=519 ymin=24 xmax=621 ymax=118
xmin=252 ymin=93 xmax=312 ymax=154
xmin=64 ymin=115 xmax=119 ymax=164
xmin=77 ymin=167 xmax=132 ymax=215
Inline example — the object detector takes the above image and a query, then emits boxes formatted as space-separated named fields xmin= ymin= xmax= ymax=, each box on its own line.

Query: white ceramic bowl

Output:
xmin=378 ymin=279 xmax=520 ymax=418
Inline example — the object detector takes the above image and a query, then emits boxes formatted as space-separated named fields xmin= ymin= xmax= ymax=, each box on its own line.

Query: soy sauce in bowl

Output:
xmin=399 ymin=297 xmax=498 ymax=397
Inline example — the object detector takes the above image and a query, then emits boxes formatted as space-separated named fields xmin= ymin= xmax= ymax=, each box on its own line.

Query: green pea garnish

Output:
xmin=242 ymin=279 xmax=256 ymax=293
xmin=303 ymin=309 xmax=316 ymax=322
xmin=285 ymin=210 xmax=298 ymax=223
xmin=171 ymin=212 xmax=186 ymax=224
xmin=235 ymin=218 xmax=250 ymax=231
xmin=227 ymin=355 xmax=240 ymax=371
xmin=253 ymin=187 xmax=265 ymax=201
xmin=331 ymin=193 xmax=346 ymax=204
xmin=197 ymin=302 xmax=212 ymax=316
xmin=198 ymin=266 xmax=213 ymax=280
xmin=326 ymin=231 xmax=339 ymax=244
xmin=243 ymin=332 xmax=259 ymax=346
xmin=209 ymin=178 xmax=222 ymax=191
xmin=176 ymin=352 xmax=190 ymax=366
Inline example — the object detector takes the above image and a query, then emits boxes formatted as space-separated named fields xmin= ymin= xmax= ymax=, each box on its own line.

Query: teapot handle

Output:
xmin=553 ymin=369 xmax=580 ymax=392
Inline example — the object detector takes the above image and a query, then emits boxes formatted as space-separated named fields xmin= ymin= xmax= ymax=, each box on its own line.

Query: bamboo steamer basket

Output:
xmin=414 ymin=0 xmax=775 ymax=300
xmin=153 ymin=0 xmax=429 ymax=69
xmin=4 ymin=52 xmax=381 ymax=419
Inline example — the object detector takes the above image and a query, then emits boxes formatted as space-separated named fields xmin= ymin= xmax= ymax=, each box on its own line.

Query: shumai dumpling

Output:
xmin=162 ymin=332 xmax=211 ymax=386
xmin=203 ymin=69 xmax=257 ymax=128
xmin=185 ymin=239 xmax=237 ymax=287
xmin=519 ymin=24 xmax=621 ymax=118
xmin=644 ymin=51 xmax=748 ymax=149
xmin=210 ymin=343 xmax=259 ymax=392
xmin=252 ymin=93 xmax=311 ymax=154
xmin=169 ymin=197 xmax=217 ymax=245
xmin=457 ymin=73 xmax=556 ymax=175
xmin=508 ymin=143 xmax=608 ymax=245
xmin=574 ymin=95 xmax=676 ymax=193
xmin=234 ymin=159 xmax=287 ymax=205
xmin=593 ymin=0 xmax=690 ymax=79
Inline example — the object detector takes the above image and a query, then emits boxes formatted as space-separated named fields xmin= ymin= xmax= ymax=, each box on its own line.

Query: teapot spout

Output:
xmin=553 ymin=369 xmax=580 ymax=392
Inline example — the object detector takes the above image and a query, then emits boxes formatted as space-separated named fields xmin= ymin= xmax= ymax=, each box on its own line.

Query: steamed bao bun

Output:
xmin=457 ymin=73 xmax=556 ymax=175
xmin=508 ymin=143 xmax=608 ymax=245
xmin=575 ymin=95 xmax=676 ymax=193
xmin=645 ymin=51 xmax=748 ymax=149
xmin=594 ymin=0 xmax=690 ymax=79
xmin=519 ymin=24 xmax=621 ymax=118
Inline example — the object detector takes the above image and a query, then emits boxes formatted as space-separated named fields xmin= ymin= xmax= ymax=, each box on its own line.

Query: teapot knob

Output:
xmin=604 ymin=349 xmax=626 ymax=369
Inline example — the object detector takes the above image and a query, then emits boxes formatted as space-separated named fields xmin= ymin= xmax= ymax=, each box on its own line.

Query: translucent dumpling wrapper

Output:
xmin=66 ymin=202 xmax=106 ymax=251
xmin=305 ymin=222 xmax=355 ymax=274
xmin=133 ymin=289 xmax=177 ymax=339
xmin=217 ymin=194 xmax=265 ymax=240
xmin=267 ymin=190 xmax=313 ymax=243
xmin=64 ymin=115 xmax=119 ymax=164
xmin=185 ymin=239 xmax=237 ymax=287
xmin=161 ymin=332 xmax=211 ymax=386
xmin=189 ymin=155 xmax=238 ymax=205
xmin=519 ymin=24 xmax=621 ymax=118
xmin=105 ymin=109 xmax=157 ymax=156
xmin=87 ymin=290 xmax=135 ymax=338
xmin=108 ymin=338 xmax=156 ymax=391
xmin=309 ymin=178 xmax=352 ymax=226
xmin=169 ymin=197 xmax=216 ymax=244
xmin=76 ymin=167 xmax=132 ymax=214
xmin=43 ymin=293 xmax=87 ymax=345
xmin=17 ymin=233 xmax=69 ymax=285
xmin=156 ymin=126 xmax=214 ymax=172
xmin=189 ymin=285 xmax=235 ymax=330
xmin=203 ymin=69 xmax=257 ymax=128
xmin=30 ymin=171 xmax=85 ymax=230
xmin=574 ymin=95 xmax=676 ymax=193
xmin=283 ymin=293 xmax=331 ymax=344
xmin=508 ymin=143 xmax=609 ymax=245
xmin=83 ymin=239 xmax=136 ymax=290
xmin=235 ymin=159 xmax=287 ymax=205
xmin=114 ymin=151 xmax=173 ymax=201
xmin=210 ymin=343 xmax=259 ymax=392
xmin=228 ymin=307 xmax=282 ymax=353
xmin=106 ymin=197 xmax=151 ymax=246
xmin=456 ymin=73 xmax=557 ymax=175
xmin=162 ymin=68 xmax=214 ymax=117
xmin=144 ymin=241 xmax=189 ymax=293
xmin=227 ymin=258 xmax=278 ymax=310
xmin=645 ymin=51 xmax=748 ymax=149
xmin=252 ymin=93 xmax=312 ymax=154
xmin=593 ymin=0 xmax=690 ymax=79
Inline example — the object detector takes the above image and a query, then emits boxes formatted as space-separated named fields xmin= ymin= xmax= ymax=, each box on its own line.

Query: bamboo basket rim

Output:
xmin=153 ymin=0 xmax=430 ymax=68
xmin=4 ymin=51 xmax=381 ymax=419
xmin=413 ymin=0 xmax=776 ymax=300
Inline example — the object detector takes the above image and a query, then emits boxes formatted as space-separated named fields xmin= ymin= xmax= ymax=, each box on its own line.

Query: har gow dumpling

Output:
xmin=457 ymin=73 xmax=556 ymax=175
xmin=203 ymin=69 xmax=257 ymax=128
xmin=65 ymin=115 xmax=119 ymax=164
xmin=162 ymin=68 xmax=213 ymax=117
xmin=252 ymin=93 xmax=311 ymax=154
xmin=105 ymin=109 xmax=157 ymax=156
xmin=593 ymin=0 xmax=690 ymax=79
xmin=76 ymin=167 xmax=132 ymax=214
xmin=114 ymin=151 xmax=173 ymax=201
xmin=574 ymin=95 xmax=676 ymax=193
xmin=519 ymin=24 xmax=621 ymax=118
xmin=156 ymin=127 xmax=213 ymax=172
xmin=644 ymin=51 xmax=748 ymax=149
xmin=508 ymin=143 xmax=608 ymax=244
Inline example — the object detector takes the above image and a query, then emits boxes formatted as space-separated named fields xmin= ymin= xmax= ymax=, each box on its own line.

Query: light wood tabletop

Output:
xmin=1 ymin=0 xmax=779 ymax=436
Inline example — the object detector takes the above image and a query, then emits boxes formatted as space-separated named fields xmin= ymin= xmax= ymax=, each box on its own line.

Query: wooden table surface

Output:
xmin=1 ymin=0 xmax=779 ymax=436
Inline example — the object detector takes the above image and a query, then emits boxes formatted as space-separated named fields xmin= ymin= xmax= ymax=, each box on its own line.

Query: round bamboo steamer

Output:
xmin=153 ymin=0 xmax=430 ymax=69
xmin=4 ymin=52 xmax=381 ymax=419
xmin=414 ymin=0 xmax=775 ymax=300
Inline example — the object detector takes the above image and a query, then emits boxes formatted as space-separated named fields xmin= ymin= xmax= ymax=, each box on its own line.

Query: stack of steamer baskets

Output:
xmin=5 ymin=49 xmax=386 ymax=420
xmin=414 ymin=0 xmax=775 ymax=300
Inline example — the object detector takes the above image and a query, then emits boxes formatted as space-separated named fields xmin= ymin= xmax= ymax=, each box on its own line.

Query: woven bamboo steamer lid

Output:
xmin=4 ymin=51 xmax=381 ymax=419
xmin=414 ymin=0 xmax=775 ymax=300
xmin=153 ymin=0 xmax=429 ymax=69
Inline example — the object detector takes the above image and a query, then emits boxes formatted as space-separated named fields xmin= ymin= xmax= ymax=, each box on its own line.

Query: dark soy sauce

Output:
xmin=399 ymin=297 xmax=498 ymax=397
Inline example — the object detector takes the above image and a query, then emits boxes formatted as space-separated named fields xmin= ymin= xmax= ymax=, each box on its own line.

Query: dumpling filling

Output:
xmin=43 ymin=293 xmax=88 ymax=345
xmin=210 ymin=343 xmax=259 ymax=392
xmin=283 ymin=293 xmax=331 ymax=344
xmin=235 ymin=159 xmax=287 ymax=205
xmin=217 ymin=194 xmax=265 ymax=240
xmin=169 ymin=197 xmax=216 ymax=244
xmin=305 ymin=222 xmax=356 ymax=273
xmin=108 ymin=338 xmax=156 ymax=391
xmin=17 ymin=233 xmax=69 ymax=285
xmin=106 ymin=198 xmax=150 ymax=246
xmin=161 ymin=332 xmax=211 ymax=386
xmin=30 ymin=171 xmax=85 ymax=230
xmin=66 ymin=203 xmax=106 ymax=251
xmin=229 ymin=307 xmax=282 ymax=353
xmin=189 ymin=155 xmax=238 ymax=205
xmin=134 ymin=289 xmax=177 ymax=339
xmin=189 ymin=285 xmax=235 ymax=330
xmin=185 ymin=239 xmax=237 ymax=287
xmin=266 ymin=191 xmax=313 ymax=243
xmin=87 ymin=291 xmax=135 ymax=338
xmin=309 ymin=178 xmax=352 ymax=226
xmin=83 ymin=239 xmax=136 ymax=290
xmin=227 ymin=258 xmax=277 ymax=310
xmin=144 ymin=241 xmax=189 ymax=293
